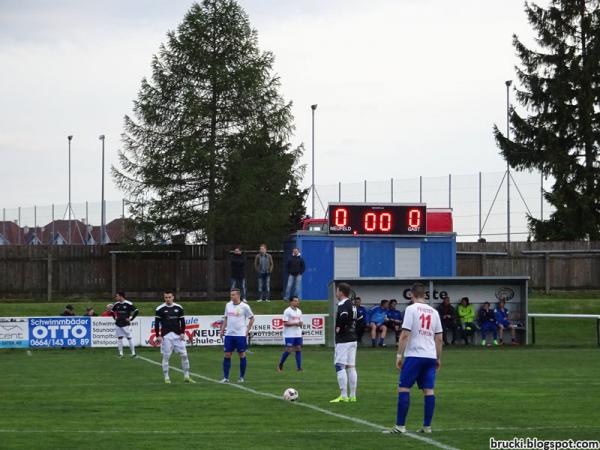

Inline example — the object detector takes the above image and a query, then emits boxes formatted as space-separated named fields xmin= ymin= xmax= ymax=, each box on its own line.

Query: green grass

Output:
xmin=1 ymin=345 xmax=599 ymax=450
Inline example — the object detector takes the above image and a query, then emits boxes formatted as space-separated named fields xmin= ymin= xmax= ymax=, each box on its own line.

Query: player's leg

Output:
xmin=394 ymin=325 xmax=400 ymax=343
xmin=241 ymin=278 xmax=247 ymax=302
xmin=415 ymin=358 xmax=437 ymax=433
xmin=498 ymin=323 xmax=505 ymax=343
xmin=294 ymin=339 xmax=303 ymax=371
xmin=117 ymin=336 xmax=124 ymax=357
xmin=123 ymin=326 xmax=136 ymax=356
xmin=330 ymin=343 xmax=349 ymax=402
xmin=161 ymin=335 xmax=173 ymax=383
xmin=172 ymin=338 xmax=192 ymax=382
xmin=390 ymin=357 xmax=418 ymax=433
xmin=481 ymin=324 xmax=488 ymax=346
xmin=346 ymin=342 xmax=358 ymax=401
xmin=510 ymin=323 xmax=518 ymax=344
xmin=278 ymin=339 xmax=293 ymax=371
xmin=492 ymin=323 xmax=498 ymax=344
xmin=221 ymin=336 xmax=234 ymax=382
xmin=257 ymin=275 xmax=264 ymax=302
xmin=370 ymin=323 xmax=377 ymax=347
xmin=378 ymin=325 xmax=387 ymax=347
xmin=265 ymin=273 xmax=271 ymax=302
xmin=238 ymin=337 xmax=248 ymax=382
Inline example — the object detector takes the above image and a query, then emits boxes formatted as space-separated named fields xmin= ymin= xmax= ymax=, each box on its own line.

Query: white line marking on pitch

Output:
xmin=136 ymin=355 xmax=460 ymax=450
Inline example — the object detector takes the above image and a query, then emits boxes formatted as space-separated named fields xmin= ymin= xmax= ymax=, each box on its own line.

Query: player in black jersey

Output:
xmin=111 ymin=292 xmax=139 ymax=357
xmin=155 ymin=291 xmax=193 ymax=384
xmin=330 ymin=282 xmax=359 ymax=403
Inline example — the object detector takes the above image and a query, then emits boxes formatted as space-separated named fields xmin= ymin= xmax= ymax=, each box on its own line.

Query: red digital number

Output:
xmin=380 ymin=212 xmax=392 ymax=232
xmin=419 ymin=313 xmax=431 ymax=329
xmin=364 ymin=213 xmax=377 ymax=231
xmin=408 ymin=208 xmax=421 ymax=228
xmin=334 ymin=208 xmax=348 ymax=227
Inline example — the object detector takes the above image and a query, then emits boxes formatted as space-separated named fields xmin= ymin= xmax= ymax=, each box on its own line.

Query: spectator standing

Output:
xmin=436 ymin=297 xmax=457 ymax=345
xmin=495 ymin=300 xmax=518 ymax=345
xmin=386 ymin=299 xmax=403 ymax=343
xmin=457 ymin=297 xmax=477 ymax=345
xmin=100 ymin=304 xmax=114 ymax=317
xmin=478 ymin=302 xmax=498 ymax=346
xmin=61 ymin=305 xmax=75 ymax=316
xmin=284 ymin=247 xmax=305 ymax=300
xmin=354 ymin=297 xmax=368 ymax=345
xmin=84 ymin=307 xmax=98 ymax=317
xmin=230 ymin=246 xmax=247 ymax=301
xmin=254 ymin=244 xmax=273 ymax=302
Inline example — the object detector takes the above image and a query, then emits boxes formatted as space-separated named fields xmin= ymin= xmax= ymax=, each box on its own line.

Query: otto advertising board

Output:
xmin=0 ymin=318 xmax=29 ymax=348
xmin=138 ymin=314 xmax=327 ymax=347
xmin=29 ymin=317 xmax=92 ymax=348
xmin=91 ymin=317 xmax=142 ymax=347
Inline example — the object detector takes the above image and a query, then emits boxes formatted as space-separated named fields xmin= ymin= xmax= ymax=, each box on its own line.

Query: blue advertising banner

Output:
xmin=29 ymin=317 xmax=92 ymax=348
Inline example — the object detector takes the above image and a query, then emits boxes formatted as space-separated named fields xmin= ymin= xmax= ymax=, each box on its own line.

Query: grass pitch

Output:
xmin=1 ymin=344 xmax=599 ymax=450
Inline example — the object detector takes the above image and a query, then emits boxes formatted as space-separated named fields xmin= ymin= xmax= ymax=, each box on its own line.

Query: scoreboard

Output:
xmin=327 ymin=203 xmax=427 ymax=236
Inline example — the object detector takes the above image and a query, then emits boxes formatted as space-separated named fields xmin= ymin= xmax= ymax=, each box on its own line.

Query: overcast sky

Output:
xmin=0 ymin=0 xmax=538 ymax=212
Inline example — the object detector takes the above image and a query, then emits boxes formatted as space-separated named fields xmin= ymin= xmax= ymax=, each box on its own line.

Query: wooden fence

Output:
xmin=0 ymin=241 xmax=598 ymax=299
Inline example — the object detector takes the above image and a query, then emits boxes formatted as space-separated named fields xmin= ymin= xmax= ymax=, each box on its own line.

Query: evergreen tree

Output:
xmin=494 ymin=0 xmax=600 ymax=240
xmin=113 ymin=0 xmax=305 ymax=295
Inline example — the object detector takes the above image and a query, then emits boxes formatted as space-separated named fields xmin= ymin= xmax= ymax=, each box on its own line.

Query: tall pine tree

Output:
xmin=494 ymin=0 xmax=600 ymax=240
xmin=113 ymin=0 xmax=305 ymax=296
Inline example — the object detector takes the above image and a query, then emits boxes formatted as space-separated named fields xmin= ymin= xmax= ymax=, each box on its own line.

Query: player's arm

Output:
xmin=396 ymin=329 xmax=411 ymax=369
xmin=129 ymin=305 xmax=139 ymax=322
xmin=247 ymin=315 xmax=255 ymax=336
xmin=179 ymin=316 xmax=186 ymax=341
xmin=435 ymin=333 xmax=443 ymax=370
xmin=154 ymin=312 xmax=162 ymax=343
xmin=220 ymin=317 xmax=227 ymax=337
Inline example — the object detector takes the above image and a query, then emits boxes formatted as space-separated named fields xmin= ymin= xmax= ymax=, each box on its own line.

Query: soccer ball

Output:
xmin=283 ymin=388 xmax=299 ymax=401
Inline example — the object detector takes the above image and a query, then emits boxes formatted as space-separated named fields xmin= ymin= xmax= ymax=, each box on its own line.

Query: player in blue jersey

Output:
xmin=369 ymin=300 xmax=389 ymax=347
xmin=386 ymin=299 xmax=403 ymax=344
xmin=495 ymin=300 xmax=518 ymax=345
xmin=386 ymin=283 xmax=443 ymax=434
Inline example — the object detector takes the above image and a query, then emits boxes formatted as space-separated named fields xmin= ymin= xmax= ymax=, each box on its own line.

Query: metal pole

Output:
xmin=99 ymin=135 xmax=106 ymax=244
xmin=391 ymin=178 xmax=394 ymax=202
xmin=18 ymin=206 xmax=21 ymax=245
xmin=122 ymin=199 xmax=125 ymax=241
xmin=478 ymin=172 xmax=482 ymax=240
xmin=310 ymin=104 xmax=317 ymax=218
xmin=67 ymin=135 xmax=73 ymax=244
xmin=540 ymin=171 xmax=544 ymax=220
xmin=52 ymin=204 xmax=55 ymax=244
xmin=419 ymin=176 xmax=423 ymax=203
xmin=448 ymin=174 xmax=452 ymax=208
xmin=2 ymin=208 xmax=5 ymax=242
xmin=505 ymin=80 xmax=512 ymax=243
xmin=338 ymin=182 xmax=341 ymax=202
xmin=364 ymin=180 xmax=367 ymax=202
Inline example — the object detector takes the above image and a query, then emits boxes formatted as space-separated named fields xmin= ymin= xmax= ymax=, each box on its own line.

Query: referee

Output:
xmin=330 ymin=282 xmax=359 ymax=403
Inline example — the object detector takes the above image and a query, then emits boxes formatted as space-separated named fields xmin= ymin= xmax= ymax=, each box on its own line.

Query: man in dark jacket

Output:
xmin=230 ymin=246 xmax=247 ymax=301
xmin=436 ymin=297 xmax=457 ymax=345
xmin=284 ymin=247 xmax=305 ymax=300
xmin=478 ymin=302 xmax=498 ymax=346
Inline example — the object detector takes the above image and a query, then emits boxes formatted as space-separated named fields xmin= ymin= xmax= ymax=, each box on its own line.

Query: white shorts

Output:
xmin=115 ymin=325 xmax=132 ymax=339
xmin=334 ymin=341 xmax=357 ymax=366
xmin=160 ymin=332 xmax=187 ymax=356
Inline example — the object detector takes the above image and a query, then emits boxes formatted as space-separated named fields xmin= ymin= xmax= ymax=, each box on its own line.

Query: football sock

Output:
xmin=379 ymin=337 xmax=384 ymax=346
xmin=396 ymin=392 xmax=410 ymax=426
xmin=336 ymin=365 xmax=348 ymax=397
xmin=424 ymin=395 xmax=436 ymax=427
xmin=162 ymin=354 xmax=170 ymax=378
xmin=240 ymin=357 xmax=247 ymax=378
xmin=295 ymin=351 xmax=302 ymax=369
xmin=347 ymin=367 xmax=358 ymax=397
xmin=279 ymin=351 xmax=290 ymax=368
xmin=223 ymin=357 xmax=231 ymax=379
xmin=371 ymin=339 xmax=376 ymax=346
xmin=181 ymin=354 xmax=190 ymax=378
xmin=117 ymin=338 xmax=123 ymax=355
xmin=127 ymin=338 xmax=135 ymax=355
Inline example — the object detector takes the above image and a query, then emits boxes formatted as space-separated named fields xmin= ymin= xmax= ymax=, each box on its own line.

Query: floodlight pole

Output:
xmin=68 ymin=135 xmax=73 ymax=244
xmin=505 ymin=80 xmax=512 ymax=244
xmin=311 ymin=104 xmax=317 ymax=218
xmin=99 ymin=135 xmax=106 ymax=244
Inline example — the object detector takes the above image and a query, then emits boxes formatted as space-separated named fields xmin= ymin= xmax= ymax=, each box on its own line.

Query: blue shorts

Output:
xmin=399 ymin=357 xmax=437 ymax=390
xmin=498 ymin=319 xmax=510 ymax=328
xmin=224 ymin=335 xmax=248 ymax=353
xmin=284 ymin=337 xmax=303 ymax=347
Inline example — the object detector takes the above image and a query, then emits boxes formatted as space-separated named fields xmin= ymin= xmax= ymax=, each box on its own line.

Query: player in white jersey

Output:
xmin=277 ymin=296 xmax=303 ymax=372
xmin=219 ymin=288 xmax=254 ymax=383
xmin=387 ymin=283 xmax=443 ymax=434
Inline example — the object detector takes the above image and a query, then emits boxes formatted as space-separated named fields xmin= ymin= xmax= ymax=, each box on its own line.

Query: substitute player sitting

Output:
xmin=388 ymin=283 xmax=443 ymax=434
xmin=155 ymin=290 xmax=193 ymax=384
xmin=277 ymin=296 xmax=303 ymax=372
xmin=112 ymin=292 xmax=138 ymax=358
xmin=495 ymin=300 xmax=518 ymax=345
xmin=369 ymin=299 xmax=389 ymax=347
xmin=220 ymin=288 xmax=255 ymax=383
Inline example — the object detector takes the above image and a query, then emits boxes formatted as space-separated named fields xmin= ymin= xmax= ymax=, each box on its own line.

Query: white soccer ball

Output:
xmin=283 ymin=388 xmax=299 ymax=402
